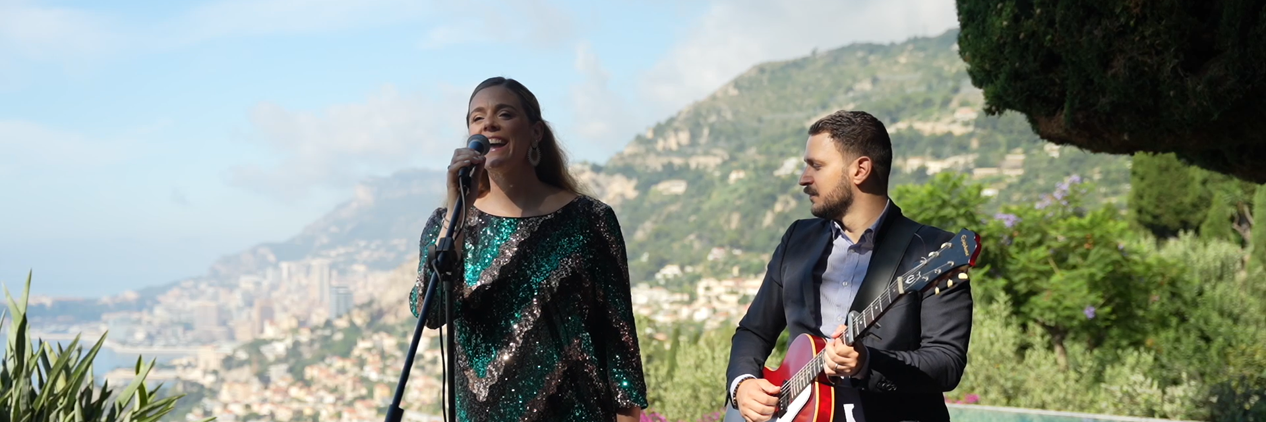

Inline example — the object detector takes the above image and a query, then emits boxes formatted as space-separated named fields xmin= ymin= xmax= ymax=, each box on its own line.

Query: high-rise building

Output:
xmin=280 ymin=261 xmax=300 ymax=284
xmin=253 ymin=297 xmax=275 ymax=335
xmin=329 ymin=285 xmax=353 ymax=319
xmin=310 ymin=259 xmax=332 ymax=305
xmin=193 ymin=300 xmax=220 ymax=332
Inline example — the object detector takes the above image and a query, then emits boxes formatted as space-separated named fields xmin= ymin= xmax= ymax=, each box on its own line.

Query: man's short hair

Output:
xmin=808 ymin=110 xmax=893 ymax=189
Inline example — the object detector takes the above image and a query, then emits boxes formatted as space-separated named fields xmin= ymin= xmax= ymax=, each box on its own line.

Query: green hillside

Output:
xmin=591 ymin=29 xmax=1131 ymax=289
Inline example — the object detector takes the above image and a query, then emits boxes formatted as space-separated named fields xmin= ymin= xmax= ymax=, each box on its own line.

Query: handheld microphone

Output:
xmin=458 ymin=134 xmax=491 ymax=189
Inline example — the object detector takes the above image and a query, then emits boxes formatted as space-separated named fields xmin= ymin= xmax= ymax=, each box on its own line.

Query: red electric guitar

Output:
xmin=733 ymin=229 xmax=981 ymax=422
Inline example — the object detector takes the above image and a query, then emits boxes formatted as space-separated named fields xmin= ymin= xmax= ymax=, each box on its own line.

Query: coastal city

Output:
xmin=28 ymin=252 xmax=766 ymax=422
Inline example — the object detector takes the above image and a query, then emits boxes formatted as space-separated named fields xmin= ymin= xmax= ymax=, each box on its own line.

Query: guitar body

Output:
xmin=761 ymin=334 xmax=837 ymax=422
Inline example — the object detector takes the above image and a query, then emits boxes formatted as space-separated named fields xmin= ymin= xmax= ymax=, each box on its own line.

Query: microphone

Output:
xmin=458 ymin=134 xmax=491 ymax=189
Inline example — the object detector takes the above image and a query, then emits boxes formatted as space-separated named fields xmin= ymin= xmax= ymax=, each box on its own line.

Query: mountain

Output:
xmin=206 ymin=169 xmax=447 ymax=280
xmin=578 ymin=29 xmax=1131 ymax=289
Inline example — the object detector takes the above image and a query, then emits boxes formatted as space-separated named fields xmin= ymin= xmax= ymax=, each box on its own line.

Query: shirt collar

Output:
xmin=829 ymin=199 xmax=892 ymax=244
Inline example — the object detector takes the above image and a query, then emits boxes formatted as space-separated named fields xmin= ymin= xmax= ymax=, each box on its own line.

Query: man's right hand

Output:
xmin=736 ymin=378 xmax=781 ymax=422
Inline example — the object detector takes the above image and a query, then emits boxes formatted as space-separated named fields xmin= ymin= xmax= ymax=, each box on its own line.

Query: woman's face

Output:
xmin=467 ymin=85 xmax=541 ymax=171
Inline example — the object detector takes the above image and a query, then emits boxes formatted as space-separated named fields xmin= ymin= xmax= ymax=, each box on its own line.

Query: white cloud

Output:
xmin=0 ymin=0 xmax=440 ymax=62
xmin=567 ymin=41 xmax=642 ymax=161
xmin=418 ymin=0 xmax=574 ymax=50
xmin=164 ymin=0 xmax=436 ymax=45
xmin=0 ymin=0 xmax=123 ymax=60
xmin=0 ymin=0 xmax=572 ymax=63
xmin=227 ymin=84 xmax=466 ymax=200
xmin=638 ymin=0 xmax=959 ymax=119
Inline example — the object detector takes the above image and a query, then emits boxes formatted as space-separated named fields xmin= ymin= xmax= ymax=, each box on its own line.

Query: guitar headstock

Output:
xmin=897 ymin=229 xmax=981 ymax=296
xmin=845 ymin=229 xmax=982 ymax=346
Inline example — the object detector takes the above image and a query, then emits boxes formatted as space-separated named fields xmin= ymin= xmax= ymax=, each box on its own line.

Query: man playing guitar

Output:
xmin=725 ymin=110 xmax=974 ymax=422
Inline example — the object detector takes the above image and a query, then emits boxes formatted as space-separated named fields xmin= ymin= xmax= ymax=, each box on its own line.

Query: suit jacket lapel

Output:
xmin=850 ymin=205 xmax=920 ymax=315
xmin=785 ymin=219 xmax=831 ymax=331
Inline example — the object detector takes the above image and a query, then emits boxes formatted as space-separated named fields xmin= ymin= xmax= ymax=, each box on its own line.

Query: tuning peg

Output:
xmin=935 ymin=286 xmax=941 ymax=295
xmin=958 ymin=272 xmax=969 ymax=280
xmin=947 ymin=280 xmax=953 ymax=288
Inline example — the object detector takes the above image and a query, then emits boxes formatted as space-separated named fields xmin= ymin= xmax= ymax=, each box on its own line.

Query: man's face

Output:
xmin=800 ymin=133 xmax=855 ymax=220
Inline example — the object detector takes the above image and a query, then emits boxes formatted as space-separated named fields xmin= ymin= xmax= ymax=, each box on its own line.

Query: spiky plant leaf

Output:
xmin=1 ymin=272 xmax=215 ymax=421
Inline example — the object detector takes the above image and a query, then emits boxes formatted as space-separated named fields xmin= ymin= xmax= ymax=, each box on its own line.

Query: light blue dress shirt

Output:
xmin=818 ymin=200 xmax=891 ymax=336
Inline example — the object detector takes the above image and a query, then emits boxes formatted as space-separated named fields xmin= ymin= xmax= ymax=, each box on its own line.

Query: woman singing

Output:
xmin=409 ymin=77 xmax=648 ymax=421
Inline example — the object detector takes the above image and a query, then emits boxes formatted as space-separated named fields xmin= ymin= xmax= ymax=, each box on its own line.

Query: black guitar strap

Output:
xmin=838 ymin=213 xmax=921 ymax=422
xmin=850 ymin=214 xmax=923 ymax=316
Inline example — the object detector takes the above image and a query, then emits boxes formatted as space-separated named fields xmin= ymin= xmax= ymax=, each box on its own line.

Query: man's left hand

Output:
xmin=822 ymin=324 xmax=867 ymax=378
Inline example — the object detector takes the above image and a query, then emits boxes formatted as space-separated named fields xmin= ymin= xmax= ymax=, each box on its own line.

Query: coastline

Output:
xmin=28 ymin=331 xmax=211 ymax=356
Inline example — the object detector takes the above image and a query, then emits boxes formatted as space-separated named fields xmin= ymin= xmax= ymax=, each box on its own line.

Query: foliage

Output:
xmin=0 ymin=272 xmax=212 ymax=422
xmin=948 ymin=229 xmax=1266 ymax=421
xmin=637 ymin=316 xmax=730 ymax=421
xmin=955 ymin=0 xmax=1266 ymax=182
xmin=1129 ymin=152 xmax=1211 ymax=238
xmin=986 ymin=176 xmax=1177 ymax=366
xmin=896 ymin=172 xmax=1174 ymax=364
xmin=892 ymin=172 xmax=989 ymax=233
xmin=1129 ymin=151 xmax=1257 ymax=247
xmin=1252 ymin=185 xmax=1266 ymax=271
xmin=949 ymin=293 xmax=1206 ymax=420
xmin=1147 ymin=233 xmax=1266 ymax=421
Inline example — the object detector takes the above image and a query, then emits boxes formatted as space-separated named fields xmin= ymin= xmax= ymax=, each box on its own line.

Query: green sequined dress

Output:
xmin=408 ymin=195 xmax=648 ymax=421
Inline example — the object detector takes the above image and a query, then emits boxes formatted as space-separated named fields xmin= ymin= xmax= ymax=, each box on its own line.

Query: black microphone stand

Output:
xmin=385 ymin=183 xmax=467 ymax=422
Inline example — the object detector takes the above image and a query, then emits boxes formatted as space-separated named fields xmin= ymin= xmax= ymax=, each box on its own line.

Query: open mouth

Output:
xmin=488 ymin=137 xmax=508 ymax=151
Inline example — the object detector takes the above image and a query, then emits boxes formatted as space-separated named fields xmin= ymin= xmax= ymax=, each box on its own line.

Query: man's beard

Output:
xmin=806 ymin=182 xmax=854 ymax=220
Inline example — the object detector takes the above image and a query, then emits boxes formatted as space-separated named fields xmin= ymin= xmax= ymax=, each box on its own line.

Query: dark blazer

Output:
xmin=725 ymin=203 xmax=973 ymax=422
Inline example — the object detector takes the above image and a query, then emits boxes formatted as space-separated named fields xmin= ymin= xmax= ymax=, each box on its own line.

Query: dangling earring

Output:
xmin=528 ymin=141 xmax=542 ymax=166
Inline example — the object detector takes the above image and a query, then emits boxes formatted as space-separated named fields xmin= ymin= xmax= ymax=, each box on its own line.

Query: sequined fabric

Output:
xmin=408 ymin=195 xmax=648 ymax=421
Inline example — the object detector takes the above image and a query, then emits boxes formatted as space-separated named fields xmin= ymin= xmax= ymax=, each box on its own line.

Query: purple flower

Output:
xmin=1052 ymin=180 xmax=1073 ymax=200
xmin=1084 ymin=305 xmax=1096 ymax=319
xmin=965 ymin=393 xmax=980 ymax=404
xmin=993 ymin=213 xmax=1021 ymax=228
xmin=1036 ymin=197 xmax=1052 ymax=209
xmin=1068 ymin=174 xmax=1082 ymax=184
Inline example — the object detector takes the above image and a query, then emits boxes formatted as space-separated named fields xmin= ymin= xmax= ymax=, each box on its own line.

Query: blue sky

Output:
xmin=0 ymin=0 xmax=959 ymax=298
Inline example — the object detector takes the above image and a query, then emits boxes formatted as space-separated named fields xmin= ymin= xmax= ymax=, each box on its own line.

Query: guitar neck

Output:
xmin=852 ymin=278 xmax=913 ymax=338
